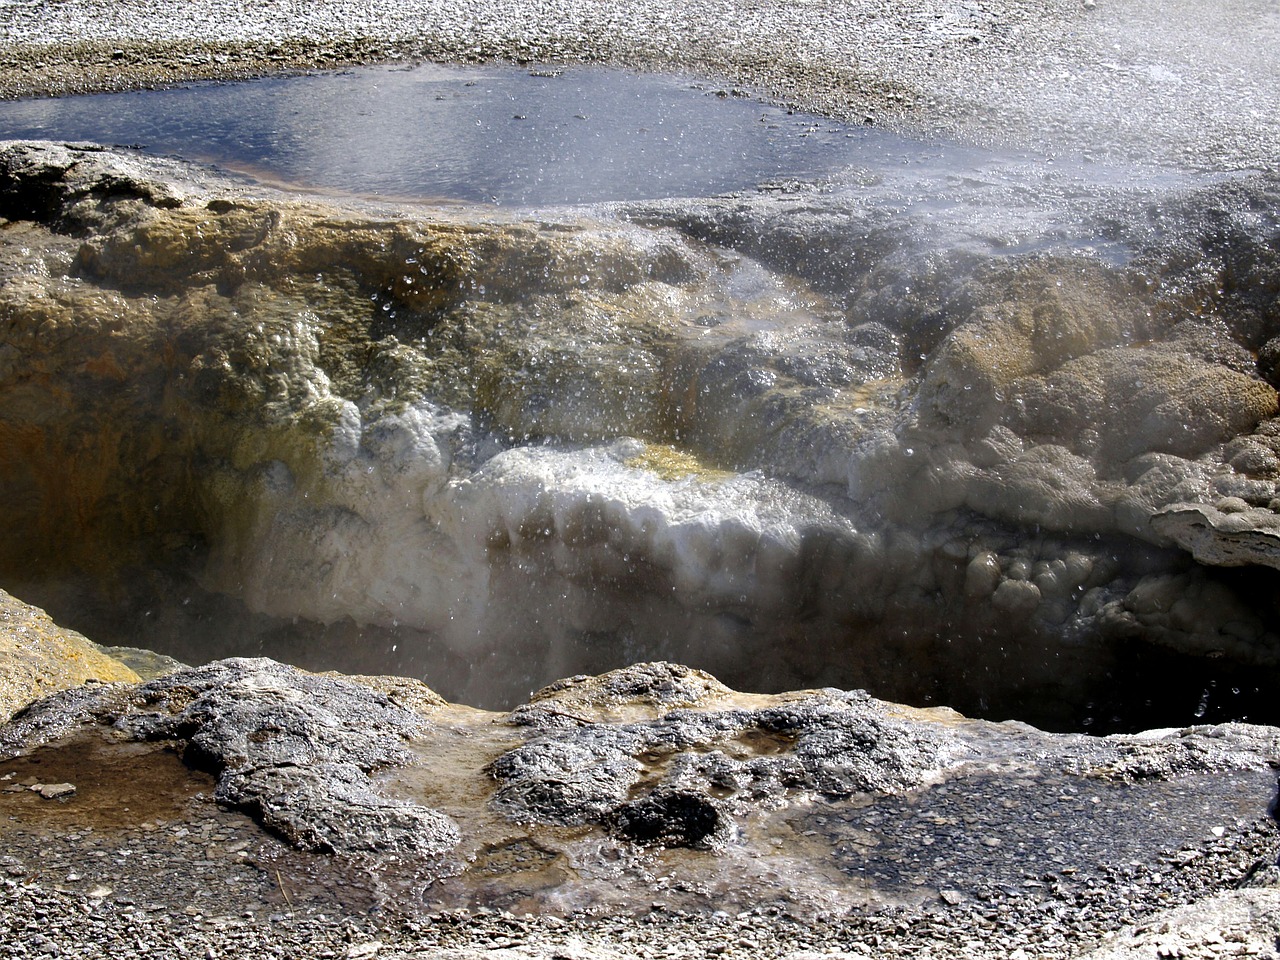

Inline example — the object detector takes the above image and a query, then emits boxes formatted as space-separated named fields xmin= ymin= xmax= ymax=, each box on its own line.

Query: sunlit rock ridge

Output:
xmin=1 ymin=140 xmax=1279 ymax=729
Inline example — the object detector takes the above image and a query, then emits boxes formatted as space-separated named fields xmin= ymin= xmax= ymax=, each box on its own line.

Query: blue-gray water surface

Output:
xmin=0 ymin=62 xmax=1221 ymax=220
xmin=0 ymin=63 xmax=886 ymax=205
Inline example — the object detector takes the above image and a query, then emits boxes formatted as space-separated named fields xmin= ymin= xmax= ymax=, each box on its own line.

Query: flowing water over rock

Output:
xmin=1 ymin=65 xmax=1279 ymax=733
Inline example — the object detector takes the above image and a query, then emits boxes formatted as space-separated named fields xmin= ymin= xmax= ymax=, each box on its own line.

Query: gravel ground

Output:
xmin=3 ymin=818 xmax=1278 ymax=960
xmin=3 ymin=798 xmax=1276 ymax=960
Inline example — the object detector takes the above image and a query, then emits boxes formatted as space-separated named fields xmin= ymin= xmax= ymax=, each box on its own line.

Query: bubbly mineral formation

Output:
xmin=2 ymin=141 xmax=1280 ymax=728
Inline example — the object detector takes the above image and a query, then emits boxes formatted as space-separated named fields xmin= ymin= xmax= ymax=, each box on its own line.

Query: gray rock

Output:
xmin=515 ymin=662 xmax=734 ymax=723
xmin=492 ymin=676 xmax=965 ymax=843
xmin=1151 ymin=502 xmax=1280 ymax=570
xmin=225 ymin=761 xmax=457 ymax=856
xmin=0 ymin=657 xmax=460 ymax=856
xmin=35 ymin=782 xmax=76 ymax=799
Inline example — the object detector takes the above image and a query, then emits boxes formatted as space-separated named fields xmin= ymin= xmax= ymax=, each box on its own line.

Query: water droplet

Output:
xmin=1193 ymin=688 xmax=1210 ymax=718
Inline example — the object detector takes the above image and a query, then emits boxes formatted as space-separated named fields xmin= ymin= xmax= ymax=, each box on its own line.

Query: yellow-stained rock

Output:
xmin=0 ymin=587 xmax=138 ymax=722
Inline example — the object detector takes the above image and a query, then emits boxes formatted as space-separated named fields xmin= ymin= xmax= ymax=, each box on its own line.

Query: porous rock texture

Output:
xmin=1152 ymin=502 xmax=1280 ymax=571
xmin=2 ymin=141 xmax=1280 ymax=728
xmin=1 ymin=656 xmax=459 ymax=856
xmin=494 ymin=669 xmax=962 ymax=846
xmin=2 ymin=660 xmax=1279 ymax=958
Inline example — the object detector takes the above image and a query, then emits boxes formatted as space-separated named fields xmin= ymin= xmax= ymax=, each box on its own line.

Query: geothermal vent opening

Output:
xmin=2 ymin=67 xmax=1280 ymax=734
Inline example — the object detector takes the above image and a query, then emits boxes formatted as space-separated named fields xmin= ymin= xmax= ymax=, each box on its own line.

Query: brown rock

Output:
xmin=0 ymin=587 xmax=138 ymax=722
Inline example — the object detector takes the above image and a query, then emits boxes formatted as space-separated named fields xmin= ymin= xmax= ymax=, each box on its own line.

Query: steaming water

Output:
xmin=0 ymin=63 xmax=869 ymax=204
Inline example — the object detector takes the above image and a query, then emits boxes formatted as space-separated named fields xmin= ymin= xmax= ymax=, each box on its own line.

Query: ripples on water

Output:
xmin=0 ymin=63 xmax=868 ymax=204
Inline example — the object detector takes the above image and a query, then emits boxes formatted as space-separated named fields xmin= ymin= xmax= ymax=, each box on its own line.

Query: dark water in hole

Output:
xmin=13 ymin=564 xmax=1278 ymax=736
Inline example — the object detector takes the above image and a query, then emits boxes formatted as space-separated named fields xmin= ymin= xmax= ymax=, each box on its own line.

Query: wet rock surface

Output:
xmin=1 ymin=657 xmax=459 ymax=856
xmin=1 ymin=660 xmax=1278 ymax=958
xmin=1152 ymin=502 xmax=1280 ymax=571
xmin=492 ymin=671 xmax=964 ymax=840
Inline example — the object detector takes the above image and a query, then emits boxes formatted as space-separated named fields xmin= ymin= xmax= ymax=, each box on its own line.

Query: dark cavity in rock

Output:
xmin=612 ymin=789 xmax=724 ymax=849
xmin=1 ymin=82 xmax=1279 ymax=736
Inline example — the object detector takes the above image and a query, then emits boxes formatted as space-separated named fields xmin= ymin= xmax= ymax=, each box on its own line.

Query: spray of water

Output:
xmin=2 ymin=4 xmax=1280 ymax=730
